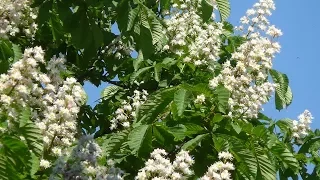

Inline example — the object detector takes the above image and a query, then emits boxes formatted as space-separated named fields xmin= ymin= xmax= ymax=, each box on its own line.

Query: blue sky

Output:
xmin=84 ymin=0 xmax=320 ymax=129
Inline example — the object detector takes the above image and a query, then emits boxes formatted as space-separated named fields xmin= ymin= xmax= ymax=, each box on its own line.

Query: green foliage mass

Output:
xmin=0 ymin=0 xmax=319 ymax=179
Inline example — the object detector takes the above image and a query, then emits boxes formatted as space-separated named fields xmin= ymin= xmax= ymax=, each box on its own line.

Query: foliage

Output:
xmin=0 ymin=0 xmax=319 ymax=179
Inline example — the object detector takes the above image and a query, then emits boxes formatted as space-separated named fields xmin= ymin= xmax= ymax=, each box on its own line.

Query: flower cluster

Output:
xmin=0 ymin=47 xmax=86 ymax=167
xmin=110 ymin=90 xmax=148 ymax=130
xmin=209 ymin=0 xmax=281 ymax=118
xmin=292 ymin=110 xmax=313 ymax=139
xmin=136 ymin=149 xmax=194 ymax=180
xmin=0 ymin=0 xmax=38 ymax=38
xmin=164 ymin=0 xmax=223 ymax=66
xmin=201 ymin=151 xmax=235 ymax=180
xmin=50 ymin=135 xmax=124 ymax=180
xmin=194 ymin=94 xmax=206 ymax=104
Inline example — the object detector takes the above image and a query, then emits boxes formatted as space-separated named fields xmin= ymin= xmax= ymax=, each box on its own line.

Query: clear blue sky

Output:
xmin=84 ymin=0 xmax=320 ymax=129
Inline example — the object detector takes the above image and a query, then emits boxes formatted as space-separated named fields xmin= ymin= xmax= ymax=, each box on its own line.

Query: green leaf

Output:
xmin=98 ymin=130 xmax=129 ymax=157
xmin=231 ymin=122 xmax=242 ymax=134
xmin=127 ymin=6 xmax=141 ymax=31
xmin=130 ymin=66 xmax=153 ymax=83
xmin=269 ymin=140 xmax=299 ymax=171
xmin=128 ymin=125 xmax=152 ymax=156
xmin=270 ymin=69 xmax=292 ymax=110
xmin=139 ymin=10 xmax=154 ymax=58
xmin=19 ymin=123 xmax=43 ymax=156
xmin=134 ymin=50 xmax=144 ymax=71
xmin=276 ymin=118 xmax=293 ymax=134
xmin=212 ymin=135 xmax=229 ymax=152
xmin=0 ymin=40 xmax=13 ymax=74
xmin=167 ymin=123 xmax=205 ymax=141
xmin=201 ymin=0 xmax=214 ymax=21
xmin=182 ymin=83 xmax=213 ymax=97
xmin=253 ymin=144 xmax=277 ymax=180
xmin=231 ymin=140 xmax=276 ymax=180
xmin=211 ymin=113 xmax=224 ymax=124
xmin=174 ymin=88 xmax=192 ymax=116
xmin=299 ymin=137 xmax=320 ymax=154
xmin=136 ymin=87 xmax=176 ymax=124
xmin=216 ymin=0 xmax=231 ymax=21
xmin=154 ymin=63 xmax=162 ymax=82
xmin=182 ymin=133 xmax=209 ymax=151
xmin=11 ymin=44 xmax=22 ymax=63
xmin=167 ymin=125 xmax=187 ymax=141
xmin=101 ymin=85 xmax=122 ymax=100
xmin=214 ymin=85 xmax=230 ymax=112
xmin=19 ymin=108 xmax=31 ymax=128
xmin=153 ymin=124 xmax=175 ymax=146
xmin=0 ymin=136 xmax=31 ymax=179
xmin=0 ymin=154 xmax=20 ymax=180
xmin=28 ymin=152 xmax=40 ymax=177
xmin=231 ymin=140 xmax=257 ymax=179
xmin=17 ymin=108 xmax=43 ymax=156
xmin=160 ymin=0 xmax=171 ymax=11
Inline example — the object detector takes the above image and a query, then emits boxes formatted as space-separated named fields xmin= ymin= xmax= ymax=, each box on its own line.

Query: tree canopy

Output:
xmin=0 ymin=0 xmax=319 ymax=179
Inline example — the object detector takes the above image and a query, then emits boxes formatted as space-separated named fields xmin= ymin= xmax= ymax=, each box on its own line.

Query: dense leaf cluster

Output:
xmin=0 ymin=0 xmax=319 ymax=179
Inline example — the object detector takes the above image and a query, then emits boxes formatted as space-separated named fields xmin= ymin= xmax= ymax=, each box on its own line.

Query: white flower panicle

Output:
xmin=50 ymin=135 xmax=124 ymax=180
xmin=0 ymin=47 xmax=87 ymax=166
xmin=40 ymin=159 xmax=51 ymax=169
xmin=209 ymin=0 xmax=281 ymax=119
xmin=0 ymin=0 xmax=38 ymax=38
xmin=194 ymin=94 xmax=206 ymax=104
xmin=135 ymin=149 xmax=194 ymax=180
xmin=110 ymin=90 xmax=148 ymax=130
xmin=292 ymin=110 xmax=313 ymax=139
xmin=201 ymin=151 xmax=235 ymax=180
xmin=164 ymin=0 xmax=223 ymax=66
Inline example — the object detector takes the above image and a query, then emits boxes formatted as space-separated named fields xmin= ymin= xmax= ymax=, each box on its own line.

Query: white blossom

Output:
xmin=209 ymin=0 xmax=280 ymax=119
xmin=50 ymin=135 xmax=124 ymax=180
xmin=194 ymin=94 xmax=206 ymax=104
xmin=164 ymin=0 xmax=223 ymax=66
xmin=201 ymin=151 xmax=235 ymax=180
xmin=292 ymin=110 xmax=313 ymax=139
xmin=110 ymin=90 xmax=148 ymax=130
xmin=0 ymin=47 xmax=86 ymax=166
xmin=40 ymin=159 xmax=51 ymax=169
xmin=136 ymin=149 xmax=194 ymax=180
xmin=0 ymin=0 xmax=38 ymax=38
